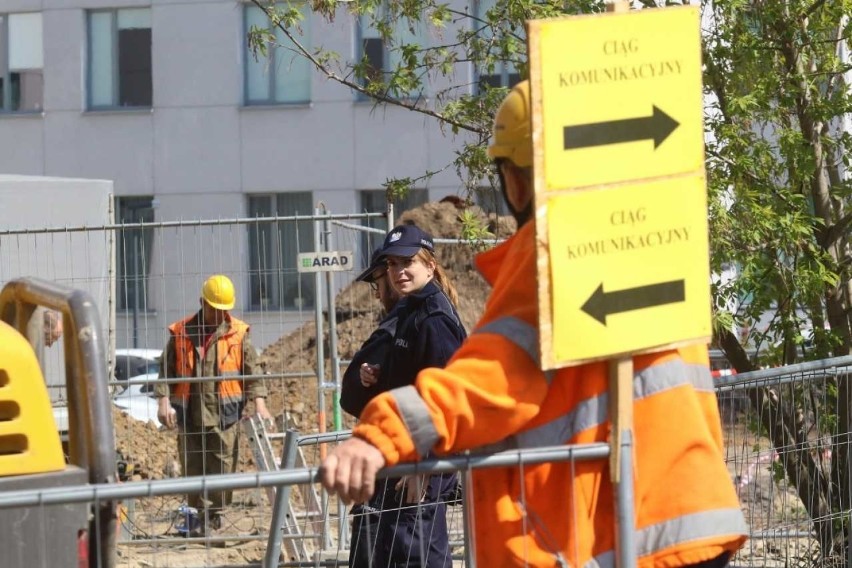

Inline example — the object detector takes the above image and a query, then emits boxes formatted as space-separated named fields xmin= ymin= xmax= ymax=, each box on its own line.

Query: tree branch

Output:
xmin=802 ymin=0 xmax=828 ymax=19
xmin=249 ymin=0 xmax=488 ymax=135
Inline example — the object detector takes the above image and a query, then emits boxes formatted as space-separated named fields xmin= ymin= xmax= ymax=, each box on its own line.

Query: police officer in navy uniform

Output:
xmin=369 ymin=224 xmax=467 ymax=568
xmin=341 ymin=248 xmax=402 ymax=418
xmin=341 ymin=248 xmax=402 ymax=567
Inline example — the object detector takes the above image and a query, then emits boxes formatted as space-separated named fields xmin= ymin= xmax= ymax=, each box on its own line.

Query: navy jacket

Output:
xmin=384 ymin=280 xmax=467 ymax=391
xmin=370 ymin=280 xmax=465 ymax=568
xmin=340 ymin=305 xmax=401 ymax=418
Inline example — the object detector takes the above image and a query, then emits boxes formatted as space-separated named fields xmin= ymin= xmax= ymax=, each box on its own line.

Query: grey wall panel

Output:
xmin=153 ymin=106 xmax=241 ymax=193
xmin=0 ymin=176 xmax=113 ymax=387
xmin=309 ymin=10 xmax=358 ymax=104
xmin=4 ymin=0 xmax=49 ymax=12
xmin=426 ymin=119 xmax=478 ymax=188
xmin=239 ymin=314 xmax=306 ymax=353
xmin=240 ymin=103 xmax=355 ymax=192
xmin=153 ymin=2 xmax=241 ymax=108
xmin=0 ymin=117 xmax=45 ymax=175
xmin=43 ymin=9 xmax=85 ymax=112
xmin=353 ymin=104 xmax=429 ymax=188
xmin=150 ymin=0 xmax=217 ymax=7
xmin=44 ymin=110 xmax=154 ymax=193
xmin=128 ymin=192 xmax=246 ymax=350
xmin=44 ymin=0 xmax=147 ymax=10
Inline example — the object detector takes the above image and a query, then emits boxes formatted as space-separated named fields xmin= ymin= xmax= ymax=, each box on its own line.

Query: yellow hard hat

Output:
xmin=487 ymin=80 xmax=532 ymax=168
xmin=202 ymin=274 xmax=235 ymax=310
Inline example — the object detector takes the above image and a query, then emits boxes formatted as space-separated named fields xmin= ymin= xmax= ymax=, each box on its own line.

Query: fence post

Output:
xmin=263 ymin=429 xmax=300 ymax=568
xmin=313 ymin=208 xmax=327 ymax=461
xmin=609 ymin=357 xmax=636 ymax=568
xmin=323 ymin=212 xmax=343 ymax=433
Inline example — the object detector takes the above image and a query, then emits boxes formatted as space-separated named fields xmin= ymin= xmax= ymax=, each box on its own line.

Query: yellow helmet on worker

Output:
xmin=487 ymin=80 xmax=533 ymax=169
xmin=202 ymin=274 xmax=235 ymax=310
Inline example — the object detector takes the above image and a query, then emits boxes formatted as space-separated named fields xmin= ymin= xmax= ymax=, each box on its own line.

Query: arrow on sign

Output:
xmin=563 ymin=106 xmax=680 ymax=150
xmin=581 ymin=280 xmax=685 ymax=325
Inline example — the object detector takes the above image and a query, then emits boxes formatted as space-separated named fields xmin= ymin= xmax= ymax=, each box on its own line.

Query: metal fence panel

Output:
xmin=719 ymin=358 xmax=852 ymax=567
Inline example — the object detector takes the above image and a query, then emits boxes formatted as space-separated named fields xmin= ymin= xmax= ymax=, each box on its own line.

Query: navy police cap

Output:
xmin=380 ymin=224 xmax=435 ymax=258
xmin=355 ymin=247 xmax=387 ymax=283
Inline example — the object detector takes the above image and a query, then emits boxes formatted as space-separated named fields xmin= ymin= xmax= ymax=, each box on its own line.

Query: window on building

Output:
xmin=356 ymin=8 xmax=427 ymax=99
xmin=244 ymin=4 xmax=311 ymax=105
xmin=88 ymin=8 xmax=152 ymax=109
xmin=358 ymin=188 xmax=427 ymax=269
xmin=116 ymin=196 xmax=155 ymax=311
xmin=474 ymin=0 xmax=521 ymax=91
xmin=0 ymin=12 xmax=44 ymax=112
xmin=248 ymin=193 xmax=316 ymax=310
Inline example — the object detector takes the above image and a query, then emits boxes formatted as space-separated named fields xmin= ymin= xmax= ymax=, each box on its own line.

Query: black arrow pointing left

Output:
xmin=563 ymin=106 xmax=679 ymax=151
xmin=581 ymin=280 xmax=685 ymax=326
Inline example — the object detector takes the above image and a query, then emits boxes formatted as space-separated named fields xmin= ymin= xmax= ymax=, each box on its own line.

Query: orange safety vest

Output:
xmin=355 ymin=222 xmax=748 ymax=568
xmin=168 ymin=314 xmax=248 ymax=409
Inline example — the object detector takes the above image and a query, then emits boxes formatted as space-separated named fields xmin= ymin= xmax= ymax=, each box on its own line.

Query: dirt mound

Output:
xmin=113 ymin=407 xmax=178 ymax=480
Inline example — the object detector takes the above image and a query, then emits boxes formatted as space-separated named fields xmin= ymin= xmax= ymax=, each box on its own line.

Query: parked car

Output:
xmin=112 ymin=348 xmax=162 ymax=428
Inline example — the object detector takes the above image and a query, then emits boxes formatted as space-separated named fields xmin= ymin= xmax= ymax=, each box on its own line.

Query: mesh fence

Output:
xmin=5 ymin=213 xmax=851 ymax=567
xmin=718 ymin=357 xmax=852 ymax=567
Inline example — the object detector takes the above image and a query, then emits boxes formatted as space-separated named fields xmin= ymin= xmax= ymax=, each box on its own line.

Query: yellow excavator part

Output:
xmin=0 ymin=320 xmax=64 ymax=476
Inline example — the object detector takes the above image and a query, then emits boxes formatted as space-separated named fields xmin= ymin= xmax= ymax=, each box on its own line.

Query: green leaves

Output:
xmin=248 ymin=0 xmax=544 ymax=223
xmin=458 ymin=208 xmax=497 ymax=249
xmin=704 ymin=0 xmax=852 ymax=365
xmin=250 ymin=0 xmax=852 ymax=360
xmin=246 ymin=24 xmax=275 ymax=60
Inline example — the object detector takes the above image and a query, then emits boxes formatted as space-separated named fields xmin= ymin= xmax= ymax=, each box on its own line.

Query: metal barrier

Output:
xmin=0 ymin=442 xmax=610 ymax=568
xmin=4 ymin=341 xmax=837 ymax=566
xmin=0 ymin=266 xmax=785 ymax=568
xmin=0 ymin=215 xmax=762 ymax=567
xmin=717 ymin=356 xmax=852 ymax=567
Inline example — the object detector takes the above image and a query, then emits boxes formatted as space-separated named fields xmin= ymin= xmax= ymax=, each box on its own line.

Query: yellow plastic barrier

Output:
xmin=0 ymin=320 xmax=64 ymax=475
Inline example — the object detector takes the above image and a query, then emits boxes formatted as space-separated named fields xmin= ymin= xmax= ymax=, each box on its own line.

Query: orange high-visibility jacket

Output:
xmin=167 ymin=314 xmax=248 ymax=410
xmin=355 ymin=222 xmax=748 ymax=568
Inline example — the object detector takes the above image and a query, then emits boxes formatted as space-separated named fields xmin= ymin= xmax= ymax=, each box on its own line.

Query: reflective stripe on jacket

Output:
xmin=168 ymin=314 xmax=248 ymax=414
xmin=355 ymin=222 xmax=748 ymax=568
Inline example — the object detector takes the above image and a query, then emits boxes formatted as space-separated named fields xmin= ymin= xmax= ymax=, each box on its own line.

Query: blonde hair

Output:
xmin=415 ymin=248 xmax=459 ymax=309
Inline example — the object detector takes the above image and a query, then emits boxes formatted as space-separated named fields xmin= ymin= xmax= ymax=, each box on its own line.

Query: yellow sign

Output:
xmin=548 ymin=174 xmax=711 ymax=362
xmin=536 ymin=7 xmax=703 ymax=190
xmin=528 ymin=6 xmax=710 ymax=368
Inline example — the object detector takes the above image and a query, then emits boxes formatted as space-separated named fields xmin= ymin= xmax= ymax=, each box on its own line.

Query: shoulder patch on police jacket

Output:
xmin=379 ymin=315 xmax=399 ymax=336
xmin=415 ymin=291 xmax=463 ymax=332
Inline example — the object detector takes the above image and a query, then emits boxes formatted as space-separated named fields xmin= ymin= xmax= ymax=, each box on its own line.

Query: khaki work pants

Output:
xmin=178 ymin=422 xmax=240 ymax=519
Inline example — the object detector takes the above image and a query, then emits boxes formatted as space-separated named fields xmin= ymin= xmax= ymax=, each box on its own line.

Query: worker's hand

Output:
xmin=360 ymin=363 xmax=381 ymax=388
xmin=157 ymin=397 xmax=177 ymax=430
xmin=253 ymin=397 xmax=274 ymax=427
xmin=395 ymin=475 xmax=429 ymax=504
xmin=320 ymin=437 xmax=386 ymax=505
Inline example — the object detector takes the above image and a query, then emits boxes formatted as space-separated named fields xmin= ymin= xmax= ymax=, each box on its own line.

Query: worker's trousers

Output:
xmin=177 ymin=422 xmax=239 ymax=518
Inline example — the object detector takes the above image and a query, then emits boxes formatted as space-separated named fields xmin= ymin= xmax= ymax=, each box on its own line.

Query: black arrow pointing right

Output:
xmin=563 ymin=106 xmax=680 ymax=151
xmin=581 ymin=280 xmax=685 ymax=326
